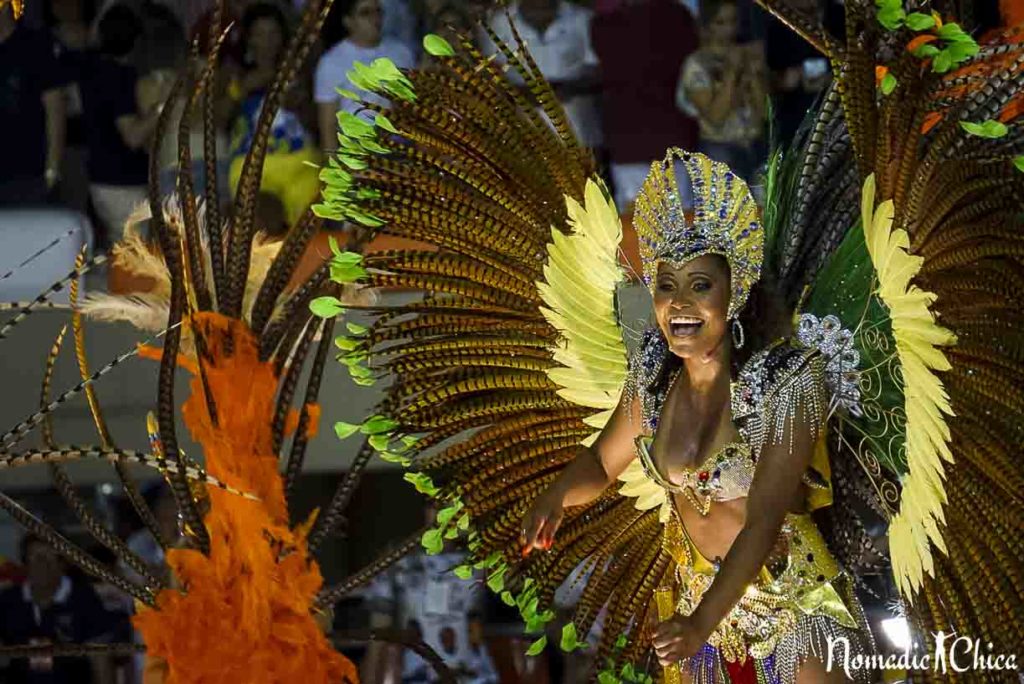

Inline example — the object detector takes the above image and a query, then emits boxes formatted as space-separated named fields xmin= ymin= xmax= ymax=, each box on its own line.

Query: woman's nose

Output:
xmin=669 ymin=293 xmax=694 ymax=309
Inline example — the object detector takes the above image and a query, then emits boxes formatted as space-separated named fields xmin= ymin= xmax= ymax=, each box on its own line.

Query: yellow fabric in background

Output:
xmin=229 ymin=147 xmax=321 ymax=227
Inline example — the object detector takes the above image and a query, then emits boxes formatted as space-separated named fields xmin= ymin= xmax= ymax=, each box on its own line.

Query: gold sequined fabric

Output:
xmin=639 ymin=339 xmax=870 ymax=681
xmin=635 ymin=436 xmax=754 ymax=514
xmin=661 ymin=512 xmax=873 ymax=683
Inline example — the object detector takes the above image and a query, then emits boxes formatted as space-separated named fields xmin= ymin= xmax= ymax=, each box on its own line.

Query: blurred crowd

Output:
xmin=0 ymin=0 xmax=842 ymax=251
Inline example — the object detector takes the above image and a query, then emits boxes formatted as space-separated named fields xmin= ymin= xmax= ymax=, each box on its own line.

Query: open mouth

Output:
xmin=668 ymin=315 xmax=704 ymax=337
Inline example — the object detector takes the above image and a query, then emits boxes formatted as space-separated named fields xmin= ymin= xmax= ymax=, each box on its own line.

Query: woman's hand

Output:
xmin=519 ymin=485 xmax=565 ymax=555
xmin=653 ymin=614 xmax=711 ymax=666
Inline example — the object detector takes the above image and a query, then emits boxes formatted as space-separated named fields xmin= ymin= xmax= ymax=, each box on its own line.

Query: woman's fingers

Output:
xmin=520 ymin=513 xmax=546 ymax=555
xmin=653 ymin=635 xmax=684 ymax=663
xmin=520 ymin=514 xmax=560 ymax=556
xmin=652 ymin=621 xmax=681 ymax=650
xmin=657 ymin=652 xmax=679 ymax=667
xmin=537 ymin=510 xmax=563 ymax=549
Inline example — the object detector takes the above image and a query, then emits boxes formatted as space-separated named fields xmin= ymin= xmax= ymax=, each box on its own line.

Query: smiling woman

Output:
xmin=655 ymin=254 xmax=790 ymax=381
xmin=307 ymin=5 xmax=1023 ymax=683
xmin=519 ymin=151 xmax=876 ymax=683
xmin=654 ymin=256 xmax=730 ymax=356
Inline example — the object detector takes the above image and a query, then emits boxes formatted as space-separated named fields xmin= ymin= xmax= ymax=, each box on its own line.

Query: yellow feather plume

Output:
xmin=861 ymin=174 xmax=957 ymax=601
xmin=538 ymin=178 xmax=628 ymax=414
xmin=538 ymin=178 xmax=670 ymax=519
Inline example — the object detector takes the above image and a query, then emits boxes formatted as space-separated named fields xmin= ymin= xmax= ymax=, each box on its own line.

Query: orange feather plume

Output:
xmin=134 ymin=313 xmax=356 ymax=684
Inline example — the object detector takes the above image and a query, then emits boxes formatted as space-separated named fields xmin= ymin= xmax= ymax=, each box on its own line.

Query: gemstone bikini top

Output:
xmin=635 ymin=436 xmax=755 ymax=515
xmin=623 ymin=316 xmax=861 ymax=515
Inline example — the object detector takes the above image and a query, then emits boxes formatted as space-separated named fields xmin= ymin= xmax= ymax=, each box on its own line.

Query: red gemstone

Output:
xmin=698 ymin=471 xmax=709 ymax=482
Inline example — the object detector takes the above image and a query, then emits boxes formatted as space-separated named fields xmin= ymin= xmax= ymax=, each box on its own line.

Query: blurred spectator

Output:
xmin=764 ymin=0 xmax=830 ymax=147
xmin=82 ymin=544 xmax=133 ymax=684
xmin=380 ymin=0 xmax=418 ymax=57
xmin=80 ymin=4 xmax=162 ymax=246
xmin=0 ymin=551 xmax=26 ymax=586
xmin=676 ymin=0 xmax=767 ymax=183
xmin=315 ymin=0 xmax=415 ymax=153
xmin=360 ymin=505 xmax=498 ymax=683
xmin=591 ymin=0 xmax=698 ymax=211
xmin=152 ymin=62 xmax=229 ymax=211
xmin=420 ymin=0 xmax=472 ymax=65
xmin=122 ymin=484 xmax=180 ymax=586
xmin=46 ymin=0 xmax=96 ymax=214
xmin=189 ymin=0 xmax=248 ymax=70
xmin=0 ymin=3 xmax=68 ymax=206
xmin=489 ymin=0 xmax=603 ymax=151
xmin=134 ymin=0 xmax=187 ymax=74
xmin=0 ymin=534 xmax=116 ymax=684
xmin=226 ymin=1 xmax=320 ymax=230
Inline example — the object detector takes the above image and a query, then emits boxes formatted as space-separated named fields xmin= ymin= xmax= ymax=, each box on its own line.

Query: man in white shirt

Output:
xmin=489 ymin=0 xmax=603 ymax=150
xmin=314 ymin=0 xmax=415 ymax=153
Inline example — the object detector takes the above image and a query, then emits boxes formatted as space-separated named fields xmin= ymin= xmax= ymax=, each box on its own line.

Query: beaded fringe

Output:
xmin=685 ymin=612 xmax=872 ymax=684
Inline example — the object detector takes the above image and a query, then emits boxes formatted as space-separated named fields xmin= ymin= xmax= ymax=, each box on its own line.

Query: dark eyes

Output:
xmin=657 ymin=279 xmax=712 ymax=293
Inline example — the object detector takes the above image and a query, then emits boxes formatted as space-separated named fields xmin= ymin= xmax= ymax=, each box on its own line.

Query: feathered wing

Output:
xmin=318 ymin=30 xmax=675 ymax=666
xmin=761 ymin=0 xmax=1024 ymax=653
xmin=859 ymin=175 xmax=957 ymax=599
xmin=537 ymin=179 xmax=668 ymax=520
xmin=539 ymin=178 xmax=626 ymax=422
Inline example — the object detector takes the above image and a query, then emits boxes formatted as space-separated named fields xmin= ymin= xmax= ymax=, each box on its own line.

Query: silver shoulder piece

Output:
xmin=795 ymin=313 xmax=862 ymax=417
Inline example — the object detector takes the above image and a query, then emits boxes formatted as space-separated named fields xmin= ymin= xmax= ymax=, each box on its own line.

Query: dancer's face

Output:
xmin=652 ymin=255 xmax=731 ymax=360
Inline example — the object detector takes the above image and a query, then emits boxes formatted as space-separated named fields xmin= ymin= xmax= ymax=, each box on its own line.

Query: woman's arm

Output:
xmin=42 ymin=88 xmax=66 ymax=189
xmin=521 ymin=391 xmax=642 ymax=552
xmin=115 ymin=106 xmax=163 ymax=151
xmin=318 ymin=102 xmax=338 ymax=155
xmin=742 ymin=46 xmax=769 ymax=123
xmin=689 ymin=409 xmax=816 ymax=635
xmin=655 ymin=359 xmax=826 ymax=663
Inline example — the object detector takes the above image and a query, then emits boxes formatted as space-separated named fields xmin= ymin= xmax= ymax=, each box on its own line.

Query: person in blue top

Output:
xmin=228 ymin=2 xmax=320 ymax=231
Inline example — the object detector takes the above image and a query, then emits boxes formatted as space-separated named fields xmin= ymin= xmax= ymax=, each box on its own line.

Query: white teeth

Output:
xmin=669 ymin=316 xmax=702 ymax=325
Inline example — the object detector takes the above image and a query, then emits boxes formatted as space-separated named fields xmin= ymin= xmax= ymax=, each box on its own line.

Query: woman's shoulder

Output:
xmin=743 ymin=337 xmax=817 ymax=372
xmin=736 ymin=338 xmax=824 ymax=405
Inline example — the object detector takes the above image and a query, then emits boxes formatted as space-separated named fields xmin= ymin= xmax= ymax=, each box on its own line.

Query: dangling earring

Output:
xmin=731 ymin=318 xmax=745 ymax=349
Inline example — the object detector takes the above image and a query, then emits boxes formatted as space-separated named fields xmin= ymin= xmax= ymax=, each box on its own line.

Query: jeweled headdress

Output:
xmin=633 ymin=149 xmax=763 ymax=320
